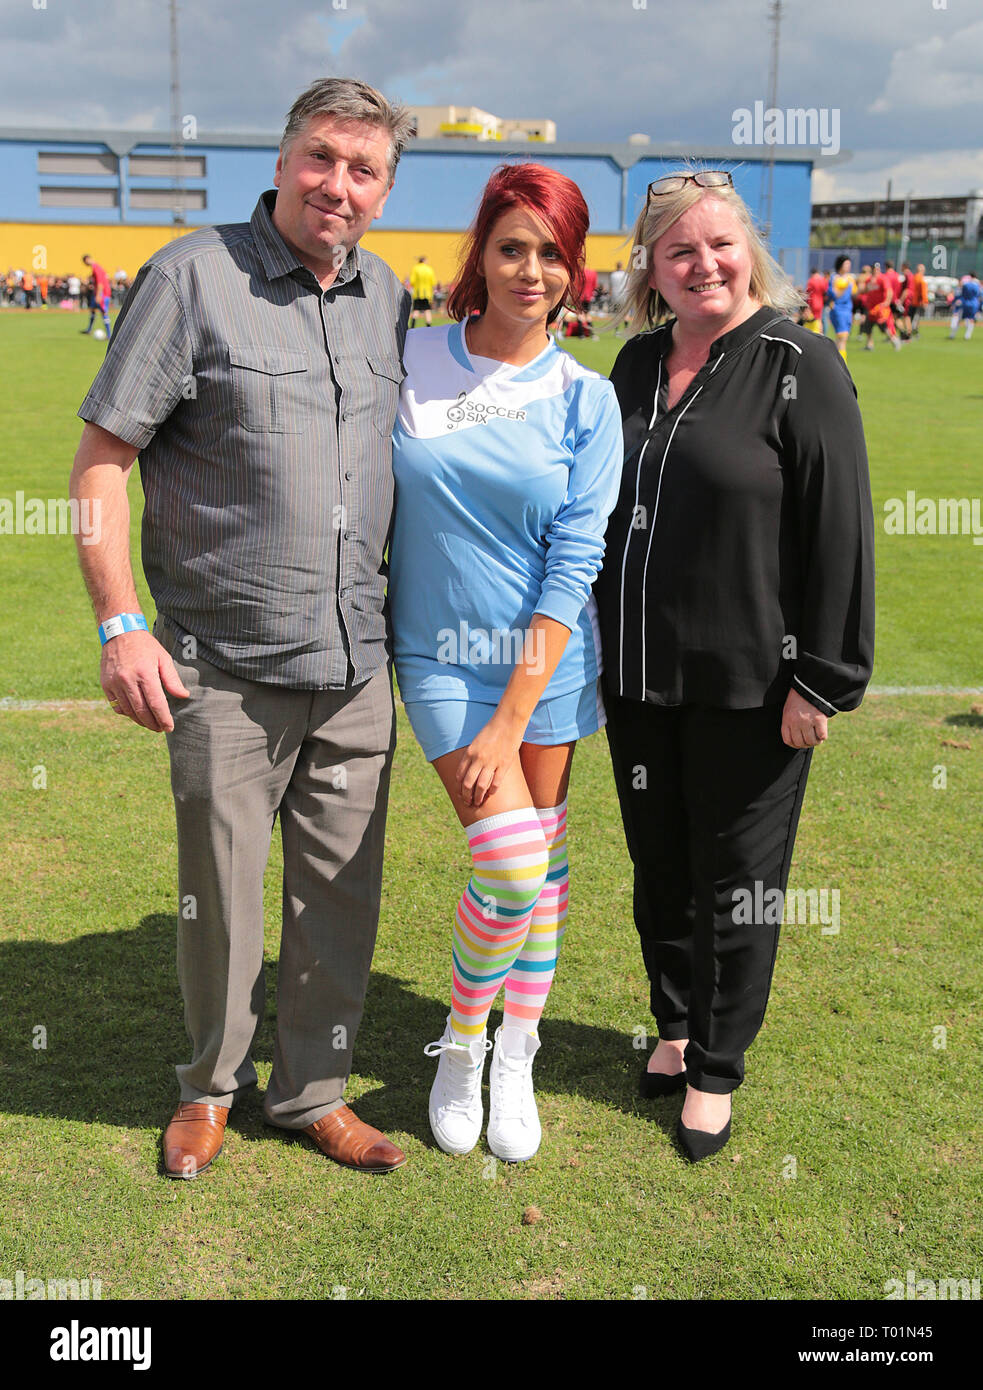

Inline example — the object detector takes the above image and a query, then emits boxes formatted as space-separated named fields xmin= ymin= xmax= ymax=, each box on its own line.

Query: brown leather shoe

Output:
xmin=303 ymin=1104 xmax=406 ymax=1173
xmin=163 ymin=1102 xmax=229 ymax=1179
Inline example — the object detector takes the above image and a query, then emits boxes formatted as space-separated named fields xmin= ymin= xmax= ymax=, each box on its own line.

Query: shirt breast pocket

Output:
xmin=228 ymin=345 xmax=310 ymax=434
xmin=366 ymin=354 xmax=406 ymax=438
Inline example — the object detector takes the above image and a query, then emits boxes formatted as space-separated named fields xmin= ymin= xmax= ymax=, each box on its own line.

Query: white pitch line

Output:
xmin=0 ymin=698 xmax=108 ymax=710
xmin=1 ymin=689 xmax=981 ymax=712
xmin=868 ymin=686 xmax=983 ymax=696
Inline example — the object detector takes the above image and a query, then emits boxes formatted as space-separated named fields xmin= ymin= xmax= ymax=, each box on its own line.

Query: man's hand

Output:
xmin=101 ymin=629 xmax=190 ymax=733
xmin=70 ymin=422 xmax=189 ymax=732
xmin=781 ymin=686 xmax=829 ymax=749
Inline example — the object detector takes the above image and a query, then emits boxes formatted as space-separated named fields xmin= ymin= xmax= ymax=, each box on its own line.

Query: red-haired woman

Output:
xmin=387 ymin=164 xmax=623 ymax=1162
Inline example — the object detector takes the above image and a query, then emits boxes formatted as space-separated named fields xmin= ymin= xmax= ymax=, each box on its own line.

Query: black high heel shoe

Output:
xmin=676 ymin=1114 xmax=732 ymax=1162
xmin=639 ymin=1066 xmax=687 ymax=1099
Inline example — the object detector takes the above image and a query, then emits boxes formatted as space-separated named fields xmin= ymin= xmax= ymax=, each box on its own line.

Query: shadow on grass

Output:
xmin=944 ymin=712 xmax=983 ymax=729
xmin=0 ymin=916 xmax=671 ymax=1146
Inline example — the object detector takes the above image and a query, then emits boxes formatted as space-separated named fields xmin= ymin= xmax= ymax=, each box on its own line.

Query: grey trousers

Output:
xmin=155 ymin=615 xmax=396 ymax=1129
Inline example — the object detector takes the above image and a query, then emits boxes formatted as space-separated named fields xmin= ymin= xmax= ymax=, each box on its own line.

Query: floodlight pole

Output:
xmin=170 ymin=0 xmax=185 ymax=226
xmin=760 ymin=0 xmax=782 ymax=245
xmin=899 ymin=192 xmax=912 ymax=266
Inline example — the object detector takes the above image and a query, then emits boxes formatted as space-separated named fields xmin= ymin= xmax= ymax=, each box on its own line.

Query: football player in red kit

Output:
xmin=805 ymin=267 xmax=828 ymax=334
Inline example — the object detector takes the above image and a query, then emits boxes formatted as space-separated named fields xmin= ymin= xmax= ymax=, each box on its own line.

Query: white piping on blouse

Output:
xmin=617 ymin=360 xmax=661 ymax=695
xmin=633 ymin=352 xmax=725 ymax=699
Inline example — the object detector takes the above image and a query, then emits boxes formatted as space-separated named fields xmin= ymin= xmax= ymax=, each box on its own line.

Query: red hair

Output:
xmin=447 ymin=163 xmax=589 ymax=324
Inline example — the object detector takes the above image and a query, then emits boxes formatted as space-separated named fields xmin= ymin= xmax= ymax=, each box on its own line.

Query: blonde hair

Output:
xmin=616 ymin=167 xmax=804 ymax=335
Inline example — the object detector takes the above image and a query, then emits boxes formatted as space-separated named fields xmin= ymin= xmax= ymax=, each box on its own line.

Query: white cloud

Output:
xmin=867 ymin=22 xmax=983 ymax=113
xmin=813 ymin=149 xmax=983 ymax=201
xmin=0 ymin=0 xmax=980 ymax=203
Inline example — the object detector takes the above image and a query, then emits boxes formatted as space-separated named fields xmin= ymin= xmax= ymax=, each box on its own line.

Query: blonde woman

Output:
xmin=596 ymin=169 xmax=875 ymax=1160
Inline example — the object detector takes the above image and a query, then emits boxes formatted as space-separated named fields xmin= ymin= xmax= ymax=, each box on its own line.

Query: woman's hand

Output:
xmin=456 ymin=711 xmax=526 ymax=809
xmin=781 ymin=687 xmax=829 ymax=748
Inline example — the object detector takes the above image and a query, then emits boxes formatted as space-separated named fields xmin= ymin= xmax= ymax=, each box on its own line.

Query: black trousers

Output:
xmin=604 ymin=694 xmax=813 ymax=1094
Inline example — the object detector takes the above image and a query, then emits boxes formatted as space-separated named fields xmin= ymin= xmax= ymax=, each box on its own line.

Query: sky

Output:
xmin=2 ymin=0 xmax=982 ymax=201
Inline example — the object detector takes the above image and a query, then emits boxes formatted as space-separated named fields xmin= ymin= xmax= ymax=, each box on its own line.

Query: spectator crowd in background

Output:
xmin=2 ymin=264 xmax=131 ymax=310
xmin=3 ymin=251 xmax=976 ymax=349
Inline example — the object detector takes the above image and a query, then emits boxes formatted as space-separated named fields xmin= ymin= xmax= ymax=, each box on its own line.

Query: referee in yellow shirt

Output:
xmin=409 ymin=254 xmax=436 ymax=327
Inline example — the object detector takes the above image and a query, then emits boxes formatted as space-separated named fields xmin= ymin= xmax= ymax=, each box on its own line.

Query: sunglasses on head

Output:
xmin=645 ymin=170 xmax=734 ymax=214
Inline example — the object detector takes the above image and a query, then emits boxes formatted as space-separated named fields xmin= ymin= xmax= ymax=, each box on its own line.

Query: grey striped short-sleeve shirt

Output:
xmin=78 ymin=189 xmax=411 ymax=689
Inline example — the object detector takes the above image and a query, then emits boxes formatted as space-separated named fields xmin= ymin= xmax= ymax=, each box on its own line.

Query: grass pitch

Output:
xmin=0 ymin=308 xmax=979 ymax=1301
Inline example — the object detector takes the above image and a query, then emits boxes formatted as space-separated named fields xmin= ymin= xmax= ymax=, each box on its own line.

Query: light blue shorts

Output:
xmin=403 ymin=680 xmax=606 ymax=762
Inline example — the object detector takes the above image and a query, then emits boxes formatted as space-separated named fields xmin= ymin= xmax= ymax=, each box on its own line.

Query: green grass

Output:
xmin=0 ymin=311 xmax=980 ymax=696
xmin=0 ymin=697 xmax=980 ymax=1300
xmin=0 ymin=307 xmax=980 ymax=1301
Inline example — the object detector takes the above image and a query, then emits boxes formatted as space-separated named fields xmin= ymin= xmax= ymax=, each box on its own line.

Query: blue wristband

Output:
xmin=98 ymin=613 xmax=149 ymax=645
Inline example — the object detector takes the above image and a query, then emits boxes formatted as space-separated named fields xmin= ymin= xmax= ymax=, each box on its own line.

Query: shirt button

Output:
xmin=345 ymin=470 xmax=353 ymax=480
xmin=342 ymin=410 xmax=352 ymax=421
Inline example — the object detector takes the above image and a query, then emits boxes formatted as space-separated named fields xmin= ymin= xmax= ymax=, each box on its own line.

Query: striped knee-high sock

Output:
xmin=450 ymin=808 xmax=549 ymax=1042
xmin=503 ymin=800 xmax=569 ymax=1035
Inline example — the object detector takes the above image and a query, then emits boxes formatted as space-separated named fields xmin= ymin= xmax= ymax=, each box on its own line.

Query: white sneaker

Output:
xmin=487 ymin=1024 xmax=542 ymax=1162
xmin=423 ymin=1016 xmax=491 ymax=1155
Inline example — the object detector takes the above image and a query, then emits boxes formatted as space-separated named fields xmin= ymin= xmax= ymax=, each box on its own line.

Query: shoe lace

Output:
xmin=424 ymin=1036 xmax=491 ymax=1113
xmin=491 ymin=1052 xmax=534 ymax=1122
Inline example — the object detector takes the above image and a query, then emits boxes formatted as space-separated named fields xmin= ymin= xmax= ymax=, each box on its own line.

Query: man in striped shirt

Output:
xmin=70 ymin=78 xmax=413 ymax=1178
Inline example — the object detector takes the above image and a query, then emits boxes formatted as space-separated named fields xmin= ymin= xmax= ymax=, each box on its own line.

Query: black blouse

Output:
xmin=594 ymin=306 xmax=875 ymax=715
